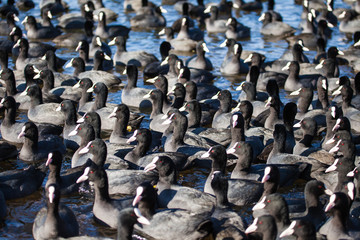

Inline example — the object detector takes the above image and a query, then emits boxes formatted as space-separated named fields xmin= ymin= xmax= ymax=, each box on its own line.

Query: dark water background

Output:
xmin=0 ymin=0 xmax=357 ymax=238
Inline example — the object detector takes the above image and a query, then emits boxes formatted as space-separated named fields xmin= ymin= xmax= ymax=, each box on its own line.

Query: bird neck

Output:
xmin=132 ymin=140 xmax=150 ymax=159
xmin=171 ymin=95 xmax=184 ymax=109
xmin=23 ymin=135 xmax=38 ymax=153
xmin=94 ymin=178 xmax=111 ymax=202
xmin=5 ymin=78 xmax=17 ymax=96
xmin=113 ymin=117 xmax=128 ymax=137
xmin=93 ymin=92 xmax=107 ymax=110
xmin=299 ymin=134 xmax=314 ymax=147
xmin=79 ymin=89 xmax=92 ymax=109
xmin=3 ymin=106 xmax=16 ymax=125
xmin=43 ymin=77 xmax=55 ymax=93
xmin=150 ymin=98 xmax=163 ymax=118
xmin=64 ymin=108 xmax=77 ymax=126
xmin=93 ymin=57 xmax=103 ymax=71
xmin=231 ymin=126 xmax=245 ymax=142
xmin=30 ymin=94 xmax=43 ymax=108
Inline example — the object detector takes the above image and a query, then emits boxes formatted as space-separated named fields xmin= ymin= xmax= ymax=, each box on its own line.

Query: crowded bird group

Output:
xmin=0 ymin=0 xmax=359 ymax=239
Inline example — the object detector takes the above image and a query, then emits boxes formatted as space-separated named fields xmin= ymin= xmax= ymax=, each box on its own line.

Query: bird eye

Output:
xmin=79 ymin=128 xmax=82 ymax=130
xmin=90 ymin=170 xmax=94 ymax=174
xmin=90 ymin=145 xmax=93 ymax=148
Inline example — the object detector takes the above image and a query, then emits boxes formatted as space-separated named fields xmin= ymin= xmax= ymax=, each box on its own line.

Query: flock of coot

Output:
xmin=0 ymin=0 xmax=360 ymax=239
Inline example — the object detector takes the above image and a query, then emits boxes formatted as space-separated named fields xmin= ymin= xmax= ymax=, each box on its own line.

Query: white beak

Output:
xmin=290 ymin=88 xmax=301 ymax=96
xmin=47 ymin=11 xmax=53 ymax=19
xmin=244 ymin=54 xmax=253 ymax=63
xmin=96 ymin=37 xmax=102 ymax=47
xmin=20 ymin=86 xmax=29 ymax=96
xmin=279 ymin=221 xmax=296 ymax=238
xmin=76 ymin=167 xmax=90 ymax=183
xmin=258 ymin=13 xmax=265 ymax=21
xmin=158 ymin=28 xmax=165 ymax=35
xmin=13 ymin=39 xmax=21 ymax=48
xmin=245 ymin=218 xmax=258 ymax=234
xmin=68 ymin=124 xmax=80 ymax=136
xmin=72 ymin=81 xmax=81 ymax=89
xmin=325 ymin=194 xmax=336 ymax=212
xmin=315 ymin=60 xmax=324 ymax=70
xmin=252 ymin=196 xmax=266 ymax=210
xmin=159 ymin=6 xmax=167 ymax=13
xmin=33 ymin=72 xmax=41 ymax=79
xmin=87 ymin=85 xmax=95 ymax=93
xmin=339 ymin=11 xmax=346 ymax=19
xmin=21 ymin=16 xmax=28 ymax=25
xmin=108 ymin=107 xmax=118 ymax=119
xmin=104 ymin=54 xmax=111 ymax=61
xmin=65 ymin=58 xmax=74 ymax=68
xmin=325 ymin=159 xmax=338 ymax=173
xmin=281 ymin=62 xmax=291 ymax=71
xmin=211 ymin=91 xmax=220 ymax=99
xmin=202 ymin=43 xmax=209 ymax=53
xmin=13 ymin=15 xmax=19 ymax=22
xmin=17 ymin=125 xmax=26 ymax=139
xmin=79 ymin=141 xmax=92 ymax=154
xmin=75 ymin=42 xmax=82 ymax=52
xmin=126 ymin=130 xmax=138 ymax=143
xmin=160 ymin=57 xmax=169 ymax=66
xmin=108 ymin=38 xmax=116 ymax=45
xmin=219 ymin=39 xmax=227 ymax=48
xmin=204 ymin=6 xmax=211 ymax=13
xmin=226 ymin=142 xmax=238 ymax=154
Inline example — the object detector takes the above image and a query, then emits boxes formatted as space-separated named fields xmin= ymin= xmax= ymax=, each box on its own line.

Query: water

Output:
xmin=0 ymin=0 xmax=356 ymax=238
